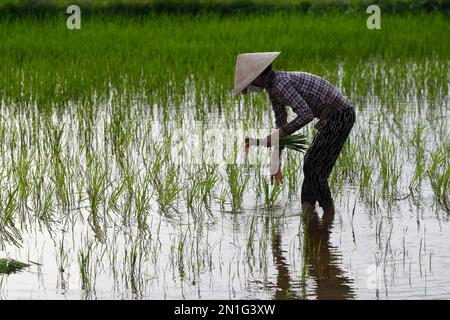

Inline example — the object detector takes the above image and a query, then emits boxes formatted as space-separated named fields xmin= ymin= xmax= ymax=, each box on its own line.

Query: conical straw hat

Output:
xmin=234 ymin=52 xmax=280 ymax=95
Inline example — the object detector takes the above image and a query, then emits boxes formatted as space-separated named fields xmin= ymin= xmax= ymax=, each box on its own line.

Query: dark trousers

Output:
xmin=301 ymin=107 xmax=356 ymax=209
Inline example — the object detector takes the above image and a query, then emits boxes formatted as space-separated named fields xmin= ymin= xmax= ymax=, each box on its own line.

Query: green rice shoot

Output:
xmin=279 ymin=134 xmax=308 ymax=153
xmin=0 ymin=259 xmax=30 ymax=275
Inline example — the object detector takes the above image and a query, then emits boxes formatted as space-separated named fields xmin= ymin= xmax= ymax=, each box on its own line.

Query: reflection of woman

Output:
xmin=272 ymin=229 xmax=297 ymax=300
xmin=302 ymin=207 xmax=354 ymax=299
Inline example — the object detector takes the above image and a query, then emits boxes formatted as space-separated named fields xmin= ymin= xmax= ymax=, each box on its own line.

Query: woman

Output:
xmin=236 ymin=52 xmax=355 ymax=214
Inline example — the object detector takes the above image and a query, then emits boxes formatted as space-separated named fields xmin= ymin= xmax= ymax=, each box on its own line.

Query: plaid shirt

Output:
xmin=266 ymin=71 xmax=352 ymax=134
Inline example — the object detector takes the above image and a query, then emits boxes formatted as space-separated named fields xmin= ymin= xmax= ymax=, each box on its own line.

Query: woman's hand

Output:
xmin=270 ymin=165 xmax=283 ymax=185
xmin=243 ymin=137 xmax=258 ymax=155
xmin=244 ymin=137 xmax=250 ymax=154
xmin=244 ymin=137 xmax=261 ymax=149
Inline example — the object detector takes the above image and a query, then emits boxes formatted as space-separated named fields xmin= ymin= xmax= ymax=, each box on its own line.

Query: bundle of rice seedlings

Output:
xmin=278 ymin=134 xmax=308 ymax=153
xmin=0 ymin=258 xmax=30 ymax=274
xmin=245 ymin=133 xmax=308 ymax=154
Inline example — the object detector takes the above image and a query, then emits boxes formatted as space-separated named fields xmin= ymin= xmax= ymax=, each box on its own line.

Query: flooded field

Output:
xmin=0 ymin=8 xmax=449 ymax=300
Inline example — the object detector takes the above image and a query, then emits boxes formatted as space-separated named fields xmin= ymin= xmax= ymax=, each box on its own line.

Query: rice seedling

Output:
xmin=279 ymin=134 xmax=308 ymax=153
xmin=0 ymin=258 xmax=30 ymax=274
xmin=133 ymin=175 xmax=152 ymax=232
xmin=377 ymin=136 xmax=404 ymax=200
xmin=174 ymin=229 xmax=189 ymax=281
xmin=45 ymin=121 xmax=72 ymax=213
xmin=359 ymin=155 xmax=373 ymax=192
xmin=152 ymin=164 xmax=184 ymax=217
xmin=199 ymin=164 xmax=220 ymax=207
xmin=262 ymin=179 xmax=282 ymax=211
xmin=107 ymin=175 xmax=131 ymax=216
xmin=0 ymin=186 xmax=22 ymax=249
xmin=283 ymin=153 xmax=302 ymax=196
xmin=86 ymin=153 xmax=108 ymax=240
xmin=185 ymin=168 xmax=203 ymax=213
xmin=56 ymin=239 xmax=70 ymax=274
xmin=77 ymin=241 xmax=97 ymax=294
xmin=427 ymin=143 xmax=450 ymax=213
xmin=409 ymin=123 xmax=427 ymax=192
xmin=123 ymin=240 xmax=146 ymax=296
xmin=246 ymin=213 xmax=257 ymax=260
xmin=12 ymin=149 xmax=32 ymax=214
xmin=226 ymin=164 xmax=249 ymax=214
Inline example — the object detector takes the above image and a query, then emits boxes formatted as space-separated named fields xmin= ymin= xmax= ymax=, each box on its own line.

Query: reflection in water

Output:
xmin=272 ymin=229 xmax=297 ymax=299
xmin=302 ymin=207 xmax=354 ymax=299
xmin=270 ymin=207 xmax=354 ymax=299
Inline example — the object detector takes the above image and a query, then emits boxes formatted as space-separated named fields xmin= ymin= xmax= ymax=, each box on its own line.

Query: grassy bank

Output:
xmin=0 ymin=0 xmax=448 ymax=17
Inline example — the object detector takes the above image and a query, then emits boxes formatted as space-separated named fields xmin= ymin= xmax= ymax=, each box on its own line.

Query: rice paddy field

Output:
xmin=0 ymin=0 xmax=449 ymax=300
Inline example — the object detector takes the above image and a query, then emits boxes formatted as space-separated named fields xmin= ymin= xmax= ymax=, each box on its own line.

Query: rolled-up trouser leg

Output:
xmin=301 ymin=107 xmax=355 ymax=209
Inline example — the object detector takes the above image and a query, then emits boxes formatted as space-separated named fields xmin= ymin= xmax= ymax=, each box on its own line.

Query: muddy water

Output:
xmin=1 ymin=70 xmax=449 ymax=300
xmin=2 ymin=189 xmax=450 ymax=299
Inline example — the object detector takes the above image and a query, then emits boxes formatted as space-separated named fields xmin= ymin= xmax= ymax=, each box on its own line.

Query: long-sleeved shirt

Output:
xmin=266 ymin=71 xmax=352 ymax=134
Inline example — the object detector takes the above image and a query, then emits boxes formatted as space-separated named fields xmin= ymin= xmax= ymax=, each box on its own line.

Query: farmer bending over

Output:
xmin=235 ymin=52 xmax=355 ymax=214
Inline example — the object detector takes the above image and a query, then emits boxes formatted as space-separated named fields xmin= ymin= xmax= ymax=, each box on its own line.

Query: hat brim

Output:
xmin=233 ymin=52 xmax=280 ymax=95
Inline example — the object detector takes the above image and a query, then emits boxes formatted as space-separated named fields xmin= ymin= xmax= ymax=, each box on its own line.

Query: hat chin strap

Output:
xmin=247 ymin=85 xmax=264 ymax=92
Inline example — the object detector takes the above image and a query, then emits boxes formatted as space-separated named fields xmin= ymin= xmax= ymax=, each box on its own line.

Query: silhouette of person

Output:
xmin=301 ymin=207 xmax=354 ymax=299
